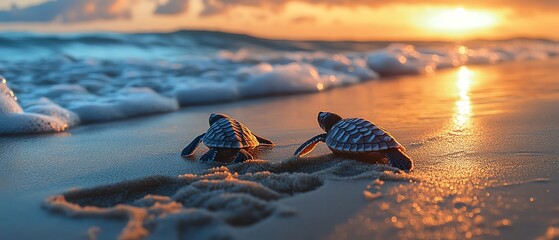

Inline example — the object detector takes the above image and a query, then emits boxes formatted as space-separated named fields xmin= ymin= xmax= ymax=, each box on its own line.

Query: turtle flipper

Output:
xmin=233 ymin=149 xmax=253 ymax=163
xmin=384 ymin=148 xmax=414 ymax=172
xmin=199 ymin=149 xmax=218 ymax=163
xmin=293 ymin=134 xmax=327 ymax=157
xmin=199 ymin=148 xmax=238 ymax=163
xmin=181 ymin=133 xmax=206 ymax=157
xmin=254 ymin=134 xmax=274 ymax=146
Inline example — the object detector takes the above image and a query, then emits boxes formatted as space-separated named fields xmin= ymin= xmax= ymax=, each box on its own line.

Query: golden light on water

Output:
xmin=456 ymin=46 xmax=470 ymax=65
xmin=439 ymin=66 xmax=479 ymax=179
xmin=458 ymin=46 xmax=468 ymax=55
xmin=453 ymin=66 xmax=473 ymax=131
xmin=316 ymin=83 xmax=325 ymax=91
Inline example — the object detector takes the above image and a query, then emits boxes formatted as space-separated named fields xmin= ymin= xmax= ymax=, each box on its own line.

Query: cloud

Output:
xmin=0 ymin=0 xmax=557 ymax=23
xmin=291 ymin=15 xmax=315 ymax=23
xmin=198 ymin=0 xmax=281 ymax=16
xmin=0 ymin=0 xmax=132 ymax=23
xmin=154 ymin=0 xmax=189 ymax=15
xmin=169 ymin=0 xmax=559 ymax=17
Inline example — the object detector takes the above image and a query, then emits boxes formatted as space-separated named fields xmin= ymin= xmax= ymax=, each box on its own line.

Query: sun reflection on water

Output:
xmin=453 ymin=66 xmax=473 ymax=131
xmin=447 ymin=66 xmax=479 ymax=179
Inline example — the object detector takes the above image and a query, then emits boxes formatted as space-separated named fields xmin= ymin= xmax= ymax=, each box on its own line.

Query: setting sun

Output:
xmin=424 ymin=7 xmax=499 ymax=32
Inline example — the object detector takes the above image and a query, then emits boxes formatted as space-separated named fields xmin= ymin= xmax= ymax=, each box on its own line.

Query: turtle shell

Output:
xmin=325 ymin=118 xmax=403 ymax=153
xmin=203 ymin=117 xmax=259 ymax=149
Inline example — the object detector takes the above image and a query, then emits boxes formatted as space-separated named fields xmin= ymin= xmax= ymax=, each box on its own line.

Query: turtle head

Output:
xmin=318 ymin=111 xmax=342 ymax=132
xmin=209 ymin=113 xmax=229 ymax=125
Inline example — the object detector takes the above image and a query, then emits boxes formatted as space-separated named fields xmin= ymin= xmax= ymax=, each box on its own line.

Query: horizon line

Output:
xmin=0 ymin=27 xmax=557 ymax=43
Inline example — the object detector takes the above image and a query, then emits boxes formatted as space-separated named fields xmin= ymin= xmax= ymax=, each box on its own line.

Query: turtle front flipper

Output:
xmin=254 ymin=134 xmax=274 ymax=146
xmin=293 ymin=134 xmax=327 ymax=157
xmin=233 ymin=149 xmax=253 ymax=163
xmin=199 ymin=148 xmax=219 ymax=162
xmin=181 ymin=133 xmax=206 ymax=157
xmin=384 ymin=148 xmax=414 ymax=172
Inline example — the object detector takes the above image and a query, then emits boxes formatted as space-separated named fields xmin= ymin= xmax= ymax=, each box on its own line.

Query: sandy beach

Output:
xmin=1 ymin=59 xmax=558 ymax=239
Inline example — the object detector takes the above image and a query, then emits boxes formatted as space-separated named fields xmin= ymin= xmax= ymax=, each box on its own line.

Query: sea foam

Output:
xmin=0 ymin=78 xmax=79 ymax=134
xmin=1 ymin=34 xmax=558 ymax=134
xmin=67 ymin=87 xmax=179 ymax=123
xmin=367 ymin=44 xmax=438 ymax=75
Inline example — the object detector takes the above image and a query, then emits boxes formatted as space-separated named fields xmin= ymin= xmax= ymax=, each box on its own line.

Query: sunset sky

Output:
xmin=0 ymin=0 xmax=557 ymax=40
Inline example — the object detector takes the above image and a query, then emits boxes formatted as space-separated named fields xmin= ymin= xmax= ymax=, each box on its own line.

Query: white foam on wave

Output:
xmin=67 ymin=87 xmax=179 ymax=123
xmin=367 ymin=44 xmax=438 ymax=76
xmin=0 ymin=78 xmax=23 ymax=114
xmin=238 ymin=63 xmax=326 ymax=97
xmin=463 ymin=41 xmax=559 ymax=64
xmin=175 ymin=81 xmax=240 ymax=105
xmin=37 ymin=84 xmax=91 ymax=99
xmin=174 ymin=59 xmax=379 ymax=105
xmin=0 ymin=78 xmax=79 ymax=134
xmin=465 ymin=48 xmax=503 ymax=65
xmin=1 ymin=40 xmax=558 ymax=134
xmin=43 ymin=157 xmax=415 ymax=240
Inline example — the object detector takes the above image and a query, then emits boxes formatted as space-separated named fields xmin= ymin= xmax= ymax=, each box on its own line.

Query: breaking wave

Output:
xmin=1 ymin=30 xmax=558 ymax=134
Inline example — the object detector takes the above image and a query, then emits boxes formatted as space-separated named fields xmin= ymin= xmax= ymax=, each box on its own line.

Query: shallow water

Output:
xmin=1 ymin=59 xmax=559 ymax=239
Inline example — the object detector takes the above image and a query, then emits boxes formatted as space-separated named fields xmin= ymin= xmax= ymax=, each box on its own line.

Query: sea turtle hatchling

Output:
xmin=293 ymin=112 xmax=414 ymax=171
xmin=181 ymin=113 xmax=274 ymax=163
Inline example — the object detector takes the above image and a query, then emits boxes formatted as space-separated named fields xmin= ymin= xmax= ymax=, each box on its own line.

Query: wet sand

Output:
xmin=1 ymin=59 xmax=559 ymax=239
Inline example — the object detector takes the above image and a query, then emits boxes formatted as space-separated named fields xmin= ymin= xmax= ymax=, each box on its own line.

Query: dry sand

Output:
xmin=1 ymin=59 xmax=558 ymax=239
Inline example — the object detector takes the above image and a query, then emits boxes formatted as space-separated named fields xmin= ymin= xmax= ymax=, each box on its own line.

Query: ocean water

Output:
xmin=1 ymin=30 xmax=558 ymax=134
